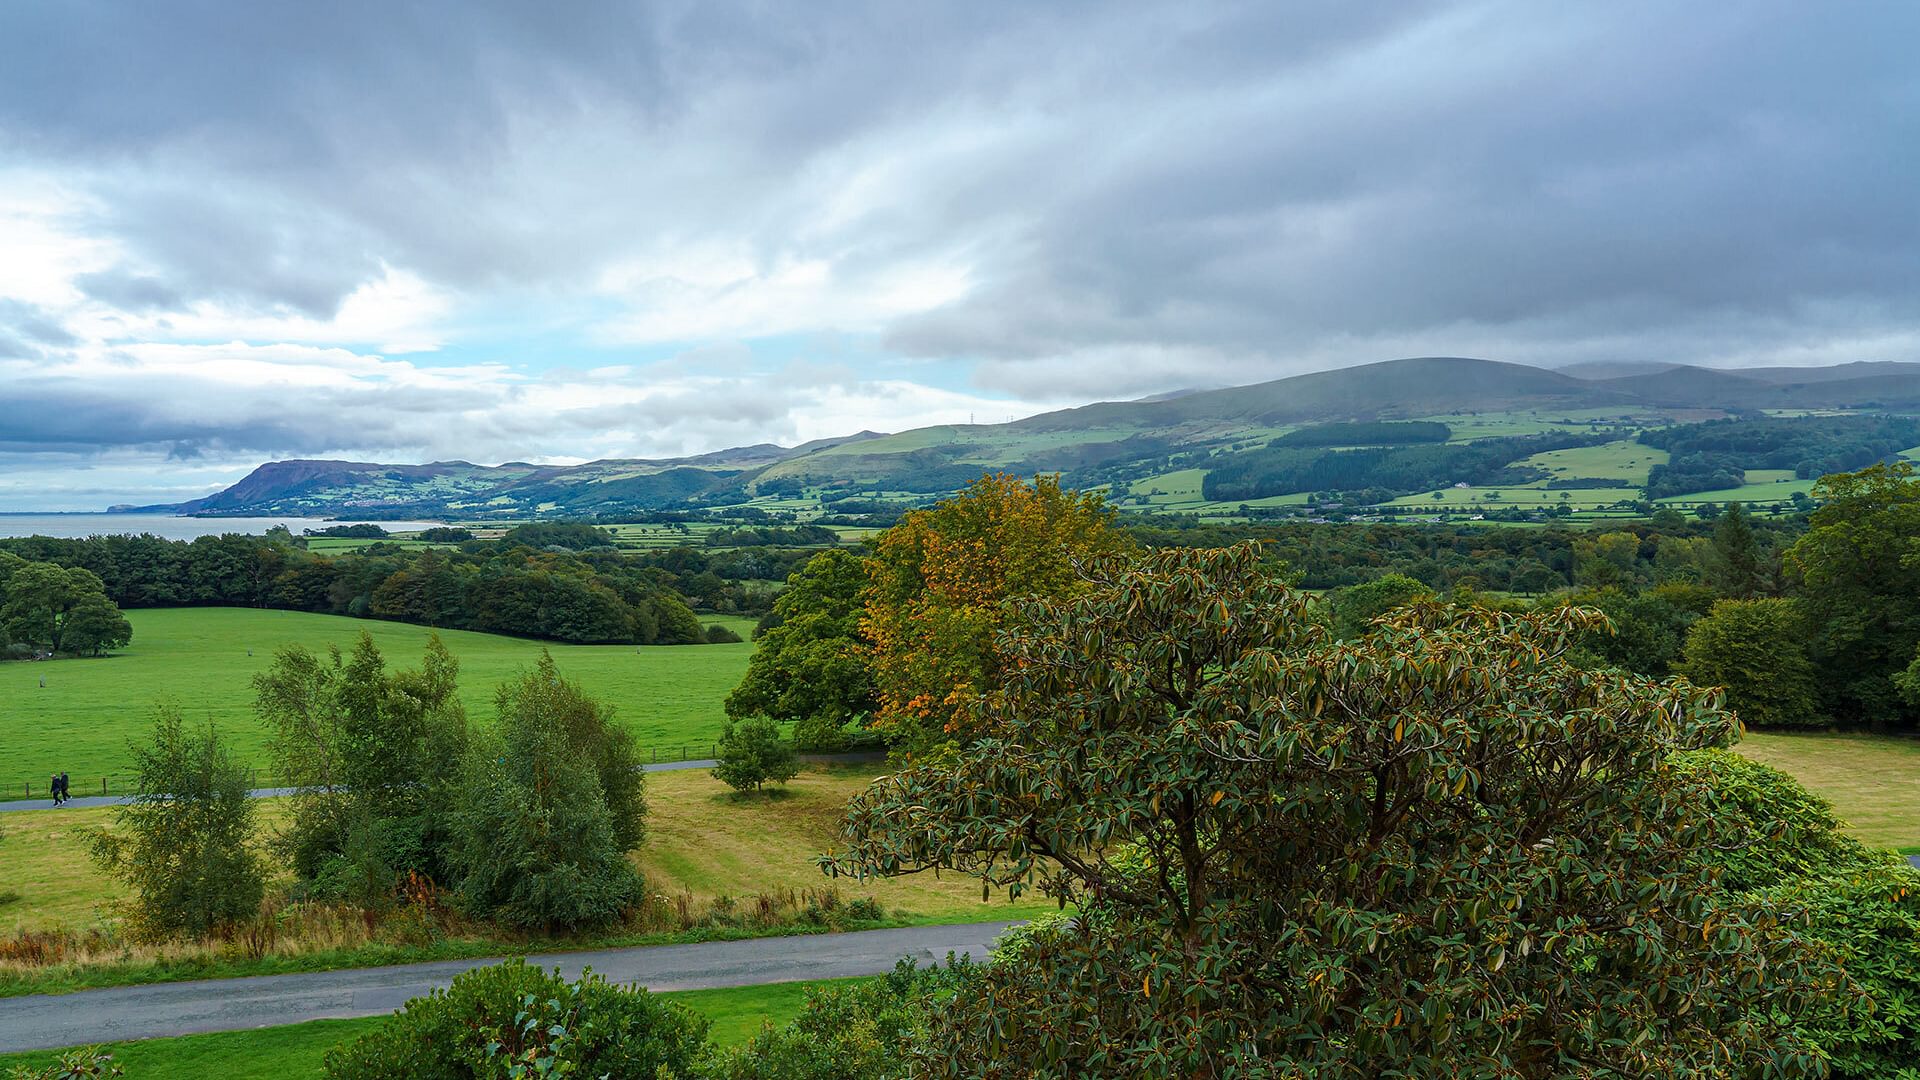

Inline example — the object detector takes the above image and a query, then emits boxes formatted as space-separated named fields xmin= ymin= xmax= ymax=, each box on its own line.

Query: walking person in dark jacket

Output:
xmin=58 ymin=772 xmax=70 ymax=805
xmin=49 ymin=774 xmax=59 ymax=806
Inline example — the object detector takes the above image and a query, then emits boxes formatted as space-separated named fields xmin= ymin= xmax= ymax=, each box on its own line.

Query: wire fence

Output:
xmin=2 ymin=743 xmax=822 ymax=801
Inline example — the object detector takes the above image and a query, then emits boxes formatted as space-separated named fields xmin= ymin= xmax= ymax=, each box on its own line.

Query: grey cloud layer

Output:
xmin=0 ymin=0 xmax=1915 ymax=456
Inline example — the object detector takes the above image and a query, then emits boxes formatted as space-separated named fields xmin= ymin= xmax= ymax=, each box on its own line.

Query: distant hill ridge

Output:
xmin=166 ymin=356 xmax=1920 ymax=518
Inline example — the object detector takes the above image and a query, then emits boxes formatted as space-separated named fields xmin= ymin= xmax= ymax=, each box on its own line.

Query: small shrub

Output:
xmin=706 ymin=623 xmax=744 ymax=644
xmin=1670 ymin=749 xmax=1862 ymax=891
xmin=5 ymin=1050 xmax=121 ymax=1079
xmin=712 ymin=717 xmax=799 ymax=793
xmin=322 ymin=960 xmax=709 ymax=1080
xmin=706 ymin=958 xmax=975 ymax=1080
xmin=843 ymin=897 xmax=885 ymax=922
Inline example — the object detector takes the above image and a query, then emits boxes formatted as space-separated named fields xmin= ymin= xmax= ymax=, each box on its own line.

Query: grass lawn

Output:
xmin=0 ymin=802 xmax=255 ymax=932
xmin=1735 ymin=731 xmax=1920 ymax=851
xmin=637 ymin=767 xmax=1056 ymax=924
xmin=4 ymin=608 xmax=757 ymax=786
xmin=0 ymin=977 xmax=856 ymax=1075
xmin=2 ymin=765 xmax=1047 ymax=935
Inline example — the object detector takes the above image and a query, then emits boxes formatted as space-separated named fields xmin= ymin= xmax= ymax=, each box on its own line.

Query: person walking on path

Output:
xmin=58 ymin=772 xmax=69 ymax=805
xmin=47 ymin=774 xmax=61 ymax=807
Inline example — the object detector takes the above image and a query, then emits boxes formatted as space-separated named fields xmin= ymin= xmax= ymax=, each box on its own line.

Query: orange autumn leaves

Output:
xmin=862 ymin=473 xmax=1131 ymax=748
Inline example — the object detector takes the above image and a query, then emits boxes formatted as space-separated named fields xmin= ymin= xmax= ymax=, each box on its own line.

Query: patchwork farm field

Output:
xmin=2 ymin=608 xmax=758 ymax=788
xmin=1655 ymin=470 xmax=1820 ymax=507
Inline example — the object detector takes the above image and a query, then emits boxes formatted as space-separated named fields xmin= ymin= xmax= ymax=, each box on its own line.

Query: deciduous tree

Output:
xmin=0 ymin=562 xmax=130 ymax=655
xmin=88 ymin=708 xmax=264 ymax=939
xmin=1678 ymin=598 xmax=1820 ymax=728
xmin=253 ymin=634 xmax=469 ymax=896
xmin=862 ymin=473 xmax=1130 ymax=749
xmin=725 ymin=548 xmax=875 ymax=749
xmin=1786 ymin=462 xmax=1920 ymax=726
xmin=713 ymin=716 xmax=799 ymax=793
xmin=828 ymin=544 xmax=1835 ymax=1077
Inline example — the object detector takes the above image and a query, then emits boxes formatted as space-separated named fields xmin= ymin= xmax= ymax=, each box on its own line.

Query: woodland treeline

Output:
xmin=735 ymin=465 xmax=1920 ymax=749
xmin=0 ymin=524 xmax=819 ymax=646
xmin=1200 ymin=431 xmax=1607 ymax=502
xmin=1640 ymin=414 xmax=1920 ymax=497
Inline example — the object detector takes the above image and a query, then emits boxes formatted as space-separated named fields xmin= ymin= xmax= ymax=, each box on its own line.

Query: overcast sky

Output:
xmin=2 ymin=1 xmax=1916 ymax=510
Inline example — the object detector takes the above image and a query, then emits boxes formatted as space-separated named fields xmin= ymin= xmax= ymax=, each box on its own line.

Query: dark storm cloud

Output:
xmin=0 ymin=0 xmax=1915 ymax=420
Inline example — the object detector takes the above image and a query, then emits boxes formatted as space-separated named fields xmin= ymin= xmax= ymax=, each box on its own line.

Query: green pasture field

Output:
xmin=3 ymin=608 xmax=758 ymax=786
xmin=1515 ymin=438 xmax=1667 ymax=483
xmin=298 ymin=537 xmax=448 ymax=554
xmin=636 ymin=767 xmax=1056 ymax=924
xmin=1655 ymin=471 xmax=1819 ymax=507
xmin=1735 ymin=731 xmax=1920 ymax=851
xmin=603 ymin=521 xmax=725 ymax=548
xmin=1128 ymin=467 xmax=1209 ymax=509
xmin=0 ymin=977 xmax=859 ymax=1075
xmin=1385 ymin=485 xmax=1631 ymax=511
xmin=1405 ymin=409 xmax=1651 ymax=441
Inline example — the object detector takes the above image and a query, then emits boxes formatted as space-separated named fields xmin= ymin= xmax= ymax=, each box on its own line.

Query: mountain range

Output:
xmin=156 ymin=357 xmax=1920 ymax=519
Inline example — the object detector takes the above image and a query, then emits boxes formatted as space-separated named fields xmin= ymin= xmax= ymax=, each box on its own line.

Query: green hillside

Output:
xmin=165 ymin=357 xmax=1919 ymax=523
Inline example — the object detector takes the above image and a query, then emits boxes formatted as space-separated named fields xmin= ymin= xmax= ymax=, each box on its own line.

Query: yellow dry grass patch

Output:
xmin=636 ymin=766 xmax=1054 ymax=922
xmin=1735 ymin=731 xmax=1920 ymax=851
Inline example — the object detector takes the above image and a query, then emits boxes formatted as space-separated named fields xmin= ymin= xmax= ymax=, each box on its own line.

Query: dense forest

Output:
xmin=1200 ymin=432 xmax=1606 ymax=503
xmin=1123 ymin=510 xmax=1795 ymax=592
xmin=1641 ymin=414 xmax=1920 ymax=497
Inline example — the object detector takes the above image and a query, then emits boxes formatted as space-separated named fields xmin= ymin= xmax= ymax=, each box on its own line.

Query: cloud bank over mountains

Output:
xmin=0 ymin=1 xmax=1914 ymax=508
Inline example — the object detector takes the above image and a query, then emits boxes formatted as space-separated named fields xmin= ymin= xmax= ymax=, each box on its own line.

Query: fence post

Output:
xmin=101 ymin=777 xmax=107 ymax=796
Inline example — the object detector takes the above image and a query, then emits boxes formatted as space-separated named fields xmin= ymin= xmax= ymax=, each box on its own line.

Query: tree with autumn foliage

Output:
xmin=827 ymin=544 xmax=1844 ymax=1078
xmin=861 ymin=472 xmax=1132 ymax=750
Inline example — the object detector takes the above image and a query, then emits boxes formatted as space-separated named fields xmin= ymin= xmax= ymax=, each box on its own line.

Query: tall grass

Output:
xmin=0 ymin=881 xmax=888 ymax=993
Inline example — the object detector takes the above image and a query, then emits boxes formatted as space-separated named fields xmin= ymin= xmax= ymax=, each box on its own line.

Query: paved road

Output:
xmin=0 ymin=760 xmax=721 ymax=814
xmin=0 ymin=921 xmax=1015 ymax=1052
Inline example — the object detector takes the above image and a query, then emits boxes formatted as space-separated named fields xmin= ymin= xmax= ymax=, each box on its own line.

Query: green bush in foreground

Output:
xmin=830 ymin=543 xmax=1841 ymax=1077
xmin=4 ymin=1050 xmax=120 ymax=1080
xmin=706 ymin=958 xmax=973 ymax=1080
xmin=323 ymin=961 xmax=709 ymax=1079
xmin=1679 ymin=749 xmax=1920 ymax=1078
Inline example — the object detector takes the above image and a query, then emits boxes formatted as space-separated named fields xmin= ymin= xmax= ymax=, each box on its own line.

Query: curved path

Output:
xmin=0 ymin=759 xmax=722 ymax=814
xmin=0 ymin=920 xmax=1015 ymax=1053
